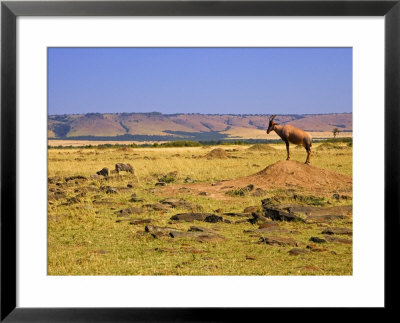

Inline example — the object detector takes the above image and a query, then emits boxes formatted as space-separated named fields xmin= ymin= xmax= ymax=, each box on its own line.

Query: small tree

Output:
xmin=333 ymin=128 xmax=340 ymax=138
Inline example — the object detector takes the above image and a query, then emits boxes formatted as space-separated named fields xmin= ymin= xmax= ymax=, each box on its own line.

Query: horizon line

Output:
xmin=49 ymin=111 xmax=353 ymax=116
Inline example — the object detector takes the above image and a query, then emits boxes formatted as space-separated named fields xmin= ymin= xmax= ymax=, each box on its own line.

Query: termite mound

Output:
xmin=241 ymin=160 xmax=352 ymax=194
xmin=156 ymin=160 xmax=352 ymax=200
xmin=203 ymin=148 xmax=229 ymax=159
xmin=247 ymin=144 xmax=276 ymax=152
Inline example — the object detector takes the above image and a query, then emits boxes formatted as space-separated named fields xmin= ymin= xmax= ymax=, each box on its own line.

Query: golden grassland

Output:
xmin=48 ymin=142 xmax=352 ymax=275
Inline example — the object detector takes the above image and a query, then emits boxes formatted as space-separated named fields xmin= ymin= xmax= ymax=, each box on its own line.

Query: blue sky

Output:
xmin=48 ymin=48 xmax=352 ymax=115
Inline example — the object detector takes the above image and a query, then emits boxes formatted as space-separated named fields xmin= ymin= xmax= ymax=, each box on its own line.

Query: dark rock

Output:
xmin=309 ymin=236 xmax=327 ymax=243
xmin=204 ymin=215 xmax=223 ymax=223
xmin=48 ymin=176 xmax=61 ymax=184
xmin=106 ymin=187 xmax=117 ymax=194
xmin=145 ymin=225 xmax=175 ymax=238
xmin=115 ymin=163 xmax=134 ymax=174
xmin=223 ymin=212 xmax=251 ymax=217
xmin=263 ymin=203 xmax=352 ymax=219
xmin=259 ymin=236 xmax=298 ymax=247
xmin=306 ymin=214 xmax=345 ymax=223
xmin=65 ymin=196 xmax=80 ymax=204
xmin=322 ymin=227 xmax=352 ymax=235
xmin=129 ymin=219 xmax=151 ymax=225
xmin=248 ymin=212 xmax=269 ymax=224
xmin=198 ymin=192 xmax=208 ymax=196
xmin=144 ymin=203 xmax=171 ymax=211
xmin=115 ymin=219 xmax=132 ymax=223
xmin=65 ymin=175 xmax=87 ymax=182
xmin=170 ymin=213 xmax=215 ymax=222
xmin=127 ymin=183 xmax=134 ymax=188
xmin=130 ymin=197 xmax=144 ymax=203
xmin=260 ymin=197 xmax=275 ymax=207
xmin=333 ymin=193 xmax=340 ymax=200
xmin=160 ymin=198 xmax=202 ymax=211
xmin=262 ymin=205 xmax=305 ymax=222
xmin=101 ymin=186 xmax=117 ymax=194
xmin=188 ymin=226 xmax=213 ymax=232
xmin=160 ymin=198 xmax=182 ymax=205
xmin=288 ymin=248 xmax=310 ymax=256
xmin=96 ymin=168 xmax=109 ymax=177
xmin=169 ymin=226 xmax=224 ymax=242
xmin=155 ymin=182 xmax=166 ymax=186
xmin=324 ymin=235 xmax=352 ymax=244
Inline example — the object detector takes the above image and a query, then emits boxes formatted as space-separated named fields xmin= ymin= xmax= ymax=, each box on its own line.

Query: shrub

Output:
xmin=160 ymin=141 xmax=202 ymax=148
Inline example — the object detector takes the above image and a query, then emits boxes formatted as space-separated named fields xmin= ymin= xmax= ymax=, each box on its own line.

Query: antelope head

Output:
xmin=266 ymin=115 xmax=277 ymax=134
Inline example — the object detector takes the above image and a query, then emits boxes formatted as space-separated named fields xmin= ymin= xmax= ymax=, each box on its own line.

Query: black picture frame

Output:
xmin=1 ymin=0 xmax=399 ymax=321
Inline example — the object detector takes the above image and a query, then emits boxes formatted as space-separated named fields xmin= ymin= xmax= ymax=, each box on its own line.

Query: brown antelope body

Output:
xmin=266 ymin=115 xmax=312 ymax=164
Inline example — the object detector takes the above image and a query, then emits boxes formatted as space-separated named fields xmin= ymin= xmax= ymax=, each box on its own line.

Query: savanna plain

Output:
xmin=48 ymin=141 xmax=352 ymax=276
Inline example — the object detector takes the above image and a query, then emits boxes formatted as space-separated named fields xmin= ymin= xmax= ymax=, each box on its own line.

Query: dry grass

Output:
xmin=48 ymin=142 xmax=352 ymax=276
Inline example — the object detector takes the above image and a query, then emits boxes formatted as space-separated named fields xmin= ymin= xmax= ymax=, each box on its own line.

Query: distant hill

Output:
xmin=48 ymin=112 xmax=352 ymax=141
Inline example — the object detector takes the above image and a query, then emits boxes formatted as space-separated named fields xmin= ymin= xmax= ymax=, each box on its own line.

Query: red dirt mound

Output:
xmin=247 ymin=144 xmax=276 ymax=152
xmin=204 ymin=148 xmax=229 ymax=159
xmin=156 ymin=160 xmax=352 ymax=200
xmin=231 ymin=160 xmax=352 ymax=194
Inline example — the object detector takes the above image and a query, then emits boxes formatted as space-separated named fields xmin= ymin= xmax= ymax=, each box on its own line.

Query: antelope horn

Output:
xmin=270 ymin=114 xmax=277 ymax=121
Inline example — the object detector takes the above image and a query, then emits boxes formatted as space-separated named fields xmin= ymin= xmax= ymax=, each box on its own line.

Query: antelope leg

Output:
xmin=285 ymin=141 xmax=290 ymax=160
xmin=305 ymin=147 xmax=311 ymax=164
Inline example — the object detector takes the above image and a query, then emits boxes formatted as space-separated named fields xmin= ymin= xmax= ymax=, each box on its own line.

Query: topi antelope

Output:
xmin=266 ymin=115 xmax=312 ymax=164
